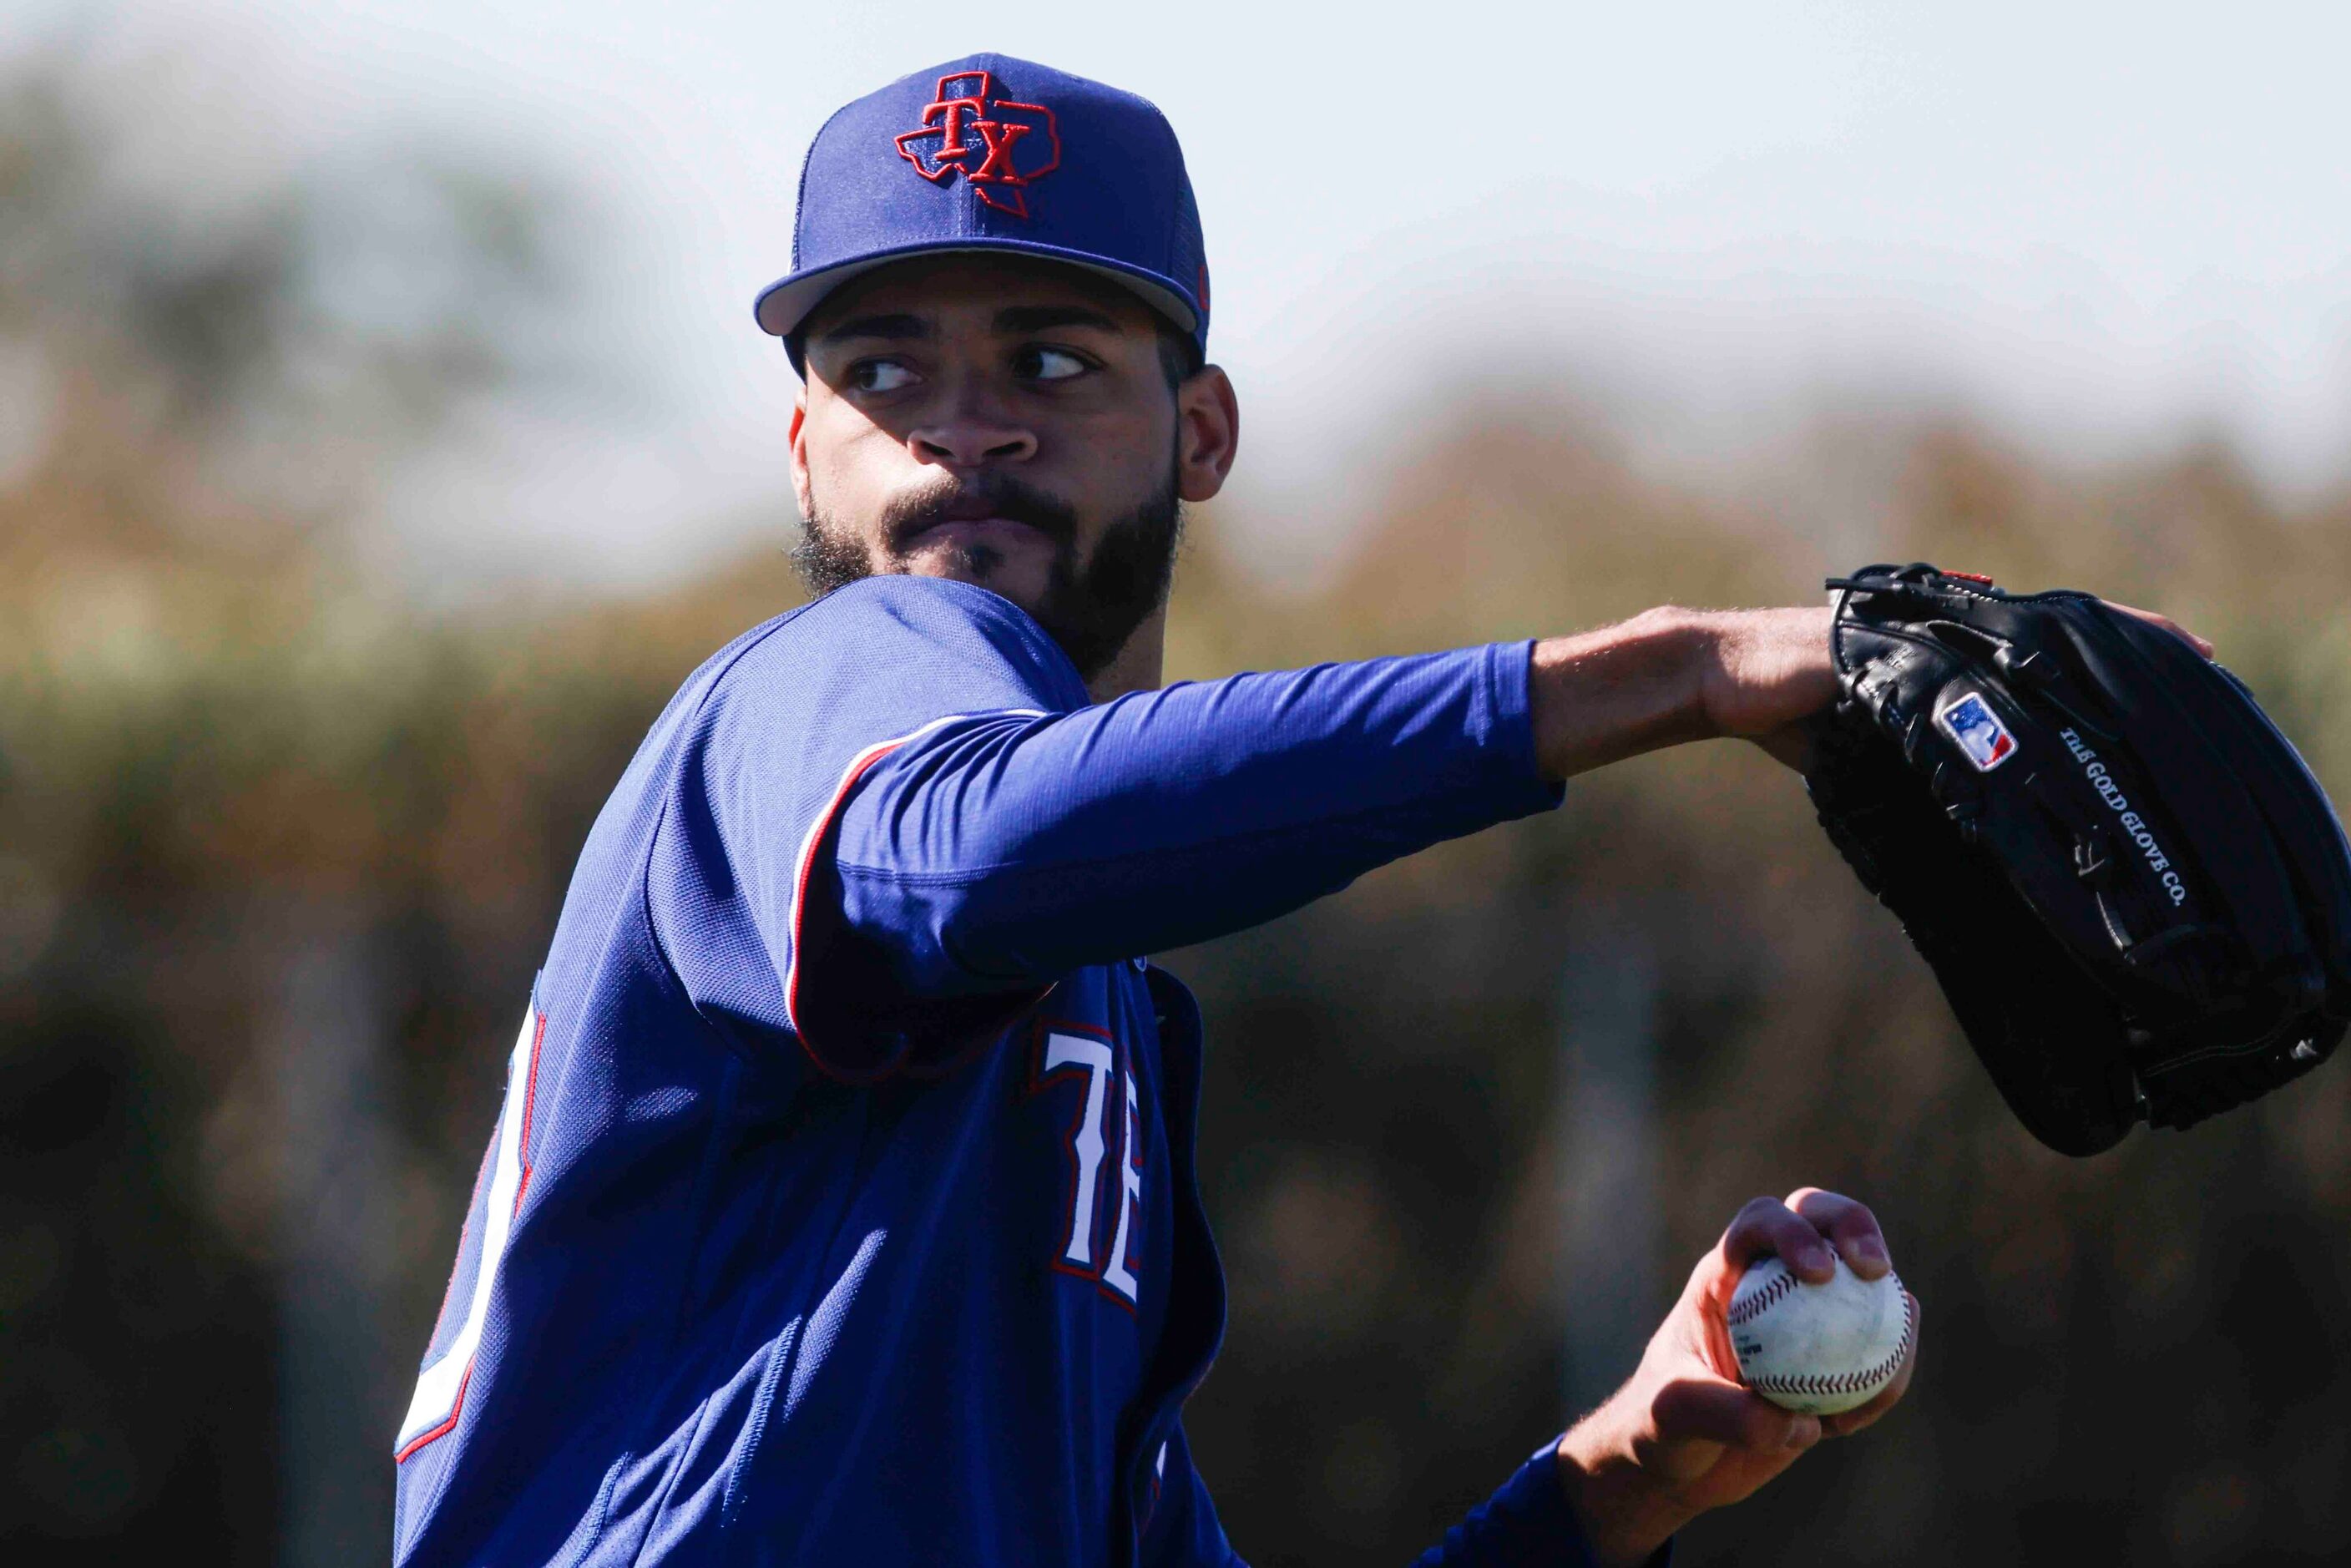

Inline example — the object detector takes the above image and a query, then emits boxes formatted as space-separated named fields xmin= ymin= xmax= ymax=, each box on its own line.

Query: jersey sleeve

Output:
xmin=651 ymin=575 xmax=1091 ymax=1079
xmin=1148 ymin=1430 xmax=1670 ymax=1567
xmin=821 ymin=630 xmax=1560 ymax=1014
xmin=663 ymin=574 xmax=1561 ymax=1080
xmin=1408 ymin=1443 xmax=1671 ymax=1568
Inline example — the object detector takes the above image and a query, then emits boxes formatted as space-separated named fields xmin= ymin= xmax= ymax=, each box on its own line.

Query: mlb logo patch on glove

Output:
xmin=1933 ymin=692 xmax=2017 ymax=772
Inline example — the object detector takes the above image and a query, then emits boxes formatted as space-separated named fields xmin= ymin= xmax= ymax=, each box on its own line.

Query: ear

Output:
xmin=1174 ymin=365 xmax=1240 ymax=504
xmin=789 ymin=390 xmax=813 ymax=521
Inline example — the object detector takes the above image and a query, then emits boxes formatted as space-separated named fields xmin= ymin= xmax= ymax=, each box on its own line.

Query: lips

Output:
xmin=899 ymin=516 xmax=1049 ymax=552
xmin=885 ymin=478 xmax=1079 ymax=554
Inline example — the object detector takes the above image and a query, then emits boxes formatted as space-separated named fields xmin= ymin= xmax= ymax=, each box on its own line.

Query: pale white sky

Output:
xmin=18 ymin=1 xmax=2351 ymax=594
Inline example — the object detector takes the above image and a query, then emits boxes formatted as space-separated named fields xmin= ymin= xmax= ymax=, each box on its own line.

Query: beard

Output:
xmin=792 ymin=466 xmax=1184 ymax=683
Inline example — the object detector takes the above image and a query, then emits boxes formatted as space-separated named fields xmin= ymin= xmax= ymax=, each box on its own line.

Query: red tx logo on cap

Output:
xmin=894 ymin=71 xmax=1062 ymax=219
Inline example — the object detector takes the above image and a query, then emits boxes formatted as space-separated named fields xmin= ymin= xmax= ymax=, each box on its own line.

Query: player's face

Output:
xmin=791 ymin=255 xmax=1237 ymax=680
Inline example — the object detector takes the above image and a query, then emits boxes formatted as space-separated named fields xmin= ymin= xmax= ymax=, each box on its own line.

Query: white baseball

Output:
xmin=1726 ymin=1254 xmax=1916 ymax=1415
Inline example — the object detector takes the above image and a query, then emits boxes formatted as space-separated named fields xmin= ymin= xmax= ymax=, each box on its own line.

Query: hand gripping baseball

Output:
xmin=1555 ymin=1189 xmax=1920 ymax=1568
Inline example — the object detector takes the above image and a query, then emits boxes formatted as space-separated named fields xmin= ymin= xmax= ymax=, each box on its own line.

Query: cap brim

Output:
xmin=754 ymin=238 xmax=1198 ymax=346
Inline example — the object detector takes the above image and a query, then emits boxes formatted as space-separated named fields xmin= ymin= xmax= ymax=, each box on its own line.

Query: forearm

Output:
xmin=1529 ymin=604 xmax=1844 ymax=780
xmin=1529 ymin=608 xmax=1716 ymax=780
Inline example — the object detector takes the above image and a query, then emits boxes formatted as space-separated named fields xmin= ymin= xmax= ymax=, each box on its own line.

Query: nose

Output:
xmin=906 ymin=379 xmax=1038 ymax=469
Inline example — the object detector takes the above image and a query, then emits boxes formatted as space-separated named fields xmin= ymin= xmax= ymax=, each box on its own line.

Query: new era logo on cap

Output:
xmin=754 ymin=54 xmax=1209 ymax=368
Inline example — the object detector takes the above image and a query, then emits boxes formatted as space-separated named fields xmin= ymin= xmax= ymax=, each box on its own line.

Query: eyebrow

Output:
xmin=992 ymin=304 xmax=1126 ymax=335
xmin=812 ymin=311 xmax=930 ymax=346
xmin=811 ymin=301 xmax=1130 ymax=347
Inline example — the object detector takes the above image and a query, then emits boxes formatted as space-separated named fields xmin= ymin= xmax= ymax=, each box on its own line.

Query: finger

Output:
xmin=1822 ymin=1292 xmax=1922 ymax=1437
xmin=1784 ymin=1186 xmax=1893 ymax=1280
xmin=2109 ymin=600 xmax=2215 ymax=660
xmin=1722 ymin=1196 xmax=1837 ymax=1282
xmin=1649 ymin=1376 xmax=1823 ymax=1457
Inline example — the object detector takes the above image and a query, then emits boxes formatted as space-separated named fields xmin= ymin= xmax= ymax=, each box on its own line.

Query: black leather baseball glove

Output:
xmin=1805 ymin=563 xmax=2351 ymax=1155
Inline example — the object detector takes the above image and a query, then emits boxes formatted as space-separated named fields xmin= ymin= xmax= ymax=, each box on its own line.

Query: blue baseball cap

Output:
xmin=754 ymin=54 xmax=1209 ymax=369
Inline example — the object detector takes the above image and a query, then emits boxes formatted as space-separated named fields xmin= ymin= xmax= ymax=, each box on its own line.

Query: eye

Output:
xmin=1013 ymin=346 xmax=1093 ymax=383
xmin=848 ymin=359 xmax=917 ymax=393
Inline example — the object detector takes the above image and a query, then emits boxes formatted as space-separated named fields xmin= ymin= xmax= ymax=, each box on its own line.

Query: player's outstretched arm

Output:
xmin=1552 ymin=1190 xmax=1919 ymax=1567
xmin=816 ymin=599 xmax=1850 ymax=1008
xmin=804 ymin=601 xmax=1860 ymax=1019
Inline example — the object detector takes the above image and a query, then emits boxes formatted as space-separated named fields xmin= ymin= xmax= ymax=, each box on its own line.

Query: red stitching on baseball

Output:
xmin=1741 ymin=1287 xmax=1918 ymax=1399
xmin=1726 ymin=1267 xmax=1798 ymax=1327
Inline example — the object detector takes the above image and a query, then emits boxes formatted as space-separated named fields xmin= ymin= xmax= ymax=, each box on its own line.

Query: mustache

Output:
xmin=882 ymin=474 xmax=1081 ymax=554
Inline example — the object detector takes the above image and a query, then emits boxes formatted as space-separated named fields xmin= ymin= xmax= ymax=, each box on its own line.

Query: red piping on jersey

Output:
xmin=782 ymin=710 xmax=1056 ymax=1082
xmin=397 ymin=1005 xmax=547 ymax=1465
xmin=511 ymin=1008 xmax=548 ymax=1211
xmin=422 ymin=1130 xmax=499 ymax=1364
xmin=395 ymin=1361 xmax=473 ymax=1464
xmin=785 ymin=733 xmax=924 ymax=1082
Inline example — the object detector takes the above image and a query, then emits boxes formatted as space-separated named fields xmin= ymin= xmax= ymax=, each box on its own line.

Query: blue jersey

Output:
xmin=392 ymin=575 xmax=1608 ymax=1565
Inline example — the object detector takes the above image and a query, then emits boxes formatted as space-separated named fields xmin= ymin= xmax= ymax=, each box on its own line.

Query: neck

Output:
xmin=1086 ymin=604 xmax=1167 ymax=703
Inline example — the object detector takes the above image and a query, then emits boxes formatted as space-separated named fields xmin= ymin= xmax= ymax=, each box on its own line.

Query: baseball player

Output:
xmin=392 ymin=54 xmax=1964 ymax=1565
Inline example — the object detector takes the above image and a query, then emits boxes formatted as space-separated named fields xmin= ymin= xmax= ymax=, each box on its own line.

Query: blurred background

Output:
xmin=6 ymin=3 xmax=2351 ymax=1564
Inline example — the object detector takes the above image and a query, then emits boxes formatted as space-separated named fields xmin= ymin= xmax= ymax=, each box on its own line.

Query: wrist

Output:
xmin=1528 ymin=607 xmax=1717 ymax=781
xmin=1555 ymin=1411 xmax=1691 ymax=1568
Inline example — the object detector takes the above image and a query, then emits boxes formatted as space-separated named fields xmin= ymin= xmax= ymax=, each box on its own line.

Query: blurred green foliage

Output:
xmin=7 ymin=52 xmax=2351 ymax=1568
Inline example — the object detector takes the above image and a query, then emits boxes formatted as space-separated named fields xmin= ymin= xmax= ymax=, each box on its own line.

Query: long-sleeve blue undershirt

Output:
xmin=827 ymin=631 xmax=1561 ymax=996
